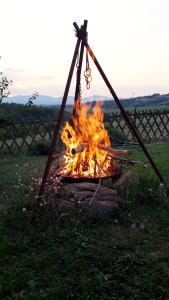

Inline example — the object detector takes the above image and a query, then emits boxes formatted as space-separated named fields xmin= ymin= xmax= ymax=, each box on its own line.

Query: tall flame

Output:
xmin=60 ymin=100 xmax=115 ymax=178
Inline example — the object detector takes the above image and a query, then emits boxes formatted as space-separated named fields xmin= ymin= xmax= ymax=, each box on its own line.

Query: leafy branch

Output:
xmin=0 ymin=57 xmax=13 ymax=103
xmin=27 ymin=92 xmax=39 ymax=106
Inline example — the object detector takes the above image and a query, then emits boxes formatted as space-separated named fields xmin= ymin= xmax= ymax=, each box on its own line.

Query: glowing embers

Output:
xmin=57 ymin=100 xmax=128 ymax=178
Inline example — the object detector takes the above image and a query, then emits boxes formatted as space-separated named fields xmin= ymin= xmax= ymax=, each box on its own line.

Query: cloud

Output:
xmin=3 ymin=68 xmax=28 ymax=82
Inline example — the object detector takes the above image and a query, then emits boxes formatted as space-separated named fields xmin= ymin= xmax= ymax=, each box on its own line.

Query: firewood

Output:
xmin=98 ymin=144 xmax=128 ymax=156
xmin=71 ymin=143 xmax=88 ymax=154
xmin=94 ymin=158 xmax=107 ymax=176
xmin=71 ymin=143 xmax=128 ymax=156
xmin=112 ymin=156 xmax=139 ymax=165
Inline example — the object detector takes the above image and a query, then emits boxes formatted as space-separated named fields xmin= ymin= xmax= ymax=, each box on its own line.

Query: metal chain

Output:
xmin=76 ymin=50 xmax=80 ymax=68
xmin=84 ymin=35 xmax=92 ymax=89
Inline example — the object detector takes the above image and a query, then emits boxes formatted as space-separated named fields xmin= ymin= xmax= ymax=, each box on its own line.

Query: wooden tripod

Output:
xmin=37 ymin=20 xmax=165 ymax=208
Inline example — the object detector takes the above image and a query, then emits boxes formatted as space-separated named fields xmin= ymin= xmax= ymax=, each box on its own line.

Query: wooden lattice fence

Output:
xmin=105 ymin=109 xmax=169 ymax=144
xmin=0 ymin=118 xmax=56 ymax=156
xmin=0 ymin=109 xmax=169 ymax=156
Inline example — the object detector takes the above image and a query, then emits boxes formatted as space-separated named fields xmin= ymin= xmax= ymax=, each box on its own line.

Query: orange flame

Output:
xmin=60 ymin=100 xmax=116 ymax=178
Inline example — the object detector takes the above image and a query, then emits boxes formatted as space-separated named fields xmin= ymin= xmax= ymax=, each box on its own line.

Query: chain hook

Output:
xmin=84 ymin=33 xmax=92 ymax=90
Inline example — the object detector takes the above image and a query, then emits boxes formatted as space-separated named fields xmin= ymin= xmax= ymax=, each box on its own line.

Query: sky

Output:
xmin=1 ymin=0 xmax=169 ymax=99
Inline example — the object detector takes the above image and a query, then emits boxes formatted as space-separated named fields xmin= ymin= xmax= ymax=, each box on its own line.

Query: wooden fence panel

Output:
xmin=105 ymin=109 xmax=169 ymax=144
xmin=0 ymin=119 xmax=55 ymax=156
xmin=1 ymin=109 xmax=169 ymax=156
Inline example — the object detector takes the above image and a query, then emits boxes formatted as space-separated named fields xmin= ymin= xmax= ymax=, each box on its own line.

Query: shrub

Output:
xmin=28 ymin=140 xmax=51 ymax=155
xmin=106 ymin=126 xmax=129 ymax=144
xmin=28 ymin=137 xmax=64 ymax=156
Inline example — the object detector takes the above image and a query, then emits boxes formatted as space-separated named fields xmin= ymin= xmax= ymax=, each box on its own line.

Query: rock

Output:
xmin=101 ymin=172 xmax=123 ymax=189
xmin=56 ymin=181 xmax=121 ymax=216
xmin=59 ymin=182 xmax=120 ymax=202
xmin=80 ymin=199 xmax=119 ymax=217
xmin=101 ymin=177 xmax=114 ymax=188
xmin=113 ymin=172 xmax=139 ymax=192
xmin=57 ymin=199 xmax=75 ymax=212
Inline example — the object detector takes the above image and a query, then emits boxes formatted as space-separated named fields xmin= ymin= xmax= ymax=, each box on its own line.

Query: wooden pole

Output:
xmin=73 ymin=22 xmax=165 ymax=184
xmin=37 ymin=36 xmax=82 ymax=207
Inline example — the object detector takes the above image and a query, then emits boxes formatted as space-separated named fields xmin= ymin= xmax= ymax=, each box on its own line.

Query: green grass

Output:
xmin=0 ymin=147 xmax=169 ymax=299
xmin=128 ymin=144 xmax=169 ymax=183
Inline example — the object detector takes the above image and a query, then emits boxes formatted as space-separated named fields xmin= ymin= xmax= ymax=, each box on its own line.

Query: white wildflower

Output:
xmin=131 ymin=223 xmax=136 ymax=228
xmin=140 ymin=224 xmax=145 ymax=229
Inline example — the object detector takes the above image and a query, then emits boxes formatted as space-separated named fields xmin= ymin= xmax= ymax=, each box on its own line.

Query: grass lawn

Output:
xmin=0 ymin=145 xmax=169 ymax=299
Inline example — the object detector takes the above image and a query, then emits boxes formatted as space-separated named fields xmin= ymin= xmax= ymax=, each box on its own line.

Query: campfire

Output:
xmin=37 ymin=20 xmax=164 ymax=208
xmin=55 ymin=99 xmax=128 ymax=180
xmin=49 ymin=98 xmax=131 ymax=216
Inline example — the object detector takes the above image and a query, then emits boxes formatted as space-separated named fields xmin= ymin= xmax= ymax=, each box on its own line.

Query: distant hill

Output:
xmin=4 ymin=93 xmax=169 ymax=109
xmin=101 ymin=93 xmax=169 ymax=110
xmin=4 ymin=95 xmax=111 ymax=106
xmin=4 ymin=95 xmax=66 ymax=106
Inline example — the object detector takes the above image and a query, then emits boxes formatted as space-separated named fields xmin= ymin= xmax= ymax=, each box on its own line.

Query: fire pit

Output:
xmin=48 ymin=98 xmax=129 ymax=216
xmin=53 ymin=100 xmax=128 ymax=183
xmin=61 ymin=173 xmax=121 ymax=184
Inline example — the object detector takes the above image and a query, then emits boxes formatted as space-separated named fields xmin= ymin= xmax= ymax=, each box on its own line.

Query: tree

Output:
xmin=0 ymin=57 xmax=12 ymax=103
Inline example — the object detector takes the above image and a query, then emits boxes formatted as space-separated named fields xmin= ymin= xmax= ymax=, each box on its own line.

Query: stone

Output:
xmin=113 ymin=171 xmax=140 ymax=192
xmin=56 ymin=181 xmax=121 ymax=216
xmin=59 ymin=182 xmax=120 ymax=202
xmin=79 ymin=199 xmax=119 ymax=217
xmin=101 ymin=177 xmax=114 ymax=188
xmin=57 ymin=199 xmax=75 ymax=212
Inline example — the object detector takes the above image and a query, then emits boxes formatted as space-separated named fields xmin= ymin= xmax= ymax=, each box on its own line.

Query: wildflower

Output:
xmin=140 ymin=224 xmax=145 ymax=229
xmin=131 ymin=223 xmax=136 ymax=228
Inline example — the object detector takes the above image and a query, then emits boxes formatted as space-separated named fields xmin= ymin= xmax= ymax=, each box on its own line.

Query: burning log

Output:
xmin=60 ymin=101 xmax=129 ymax=179
xmin=71 ymin=143 xmax=128 ymax=157
xmin=71 ymin=143 xmax=88 ymax=155
xmin=94 ymin=156 xmax=107 ymax=176
xmin=98 ymin=144 xmax=128 ymax=156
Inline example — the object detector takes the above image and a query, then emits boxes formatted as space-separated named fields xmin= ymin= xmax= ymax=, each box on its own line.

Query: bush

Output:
xmin=28 ymin=137 xmax=64 ymax=156
xmin=106 ymin=126 xmax=129 ymax=144
xmin=28 ymin=140 xmax=51 ymax=155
